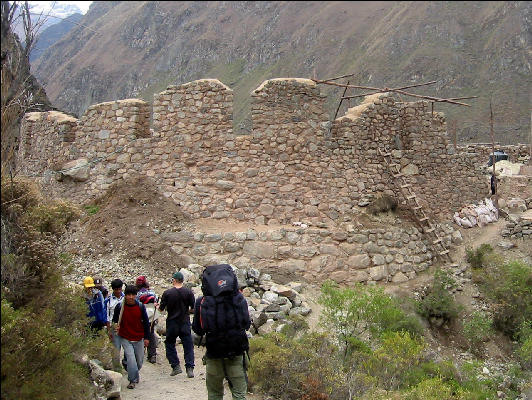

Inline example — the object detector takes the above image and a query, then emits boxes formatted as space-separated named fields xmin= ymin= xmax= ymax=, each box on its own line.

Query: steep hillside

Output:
xmin=30 ymin=13 xmax=83 ymax=62
xmin=32 ymin=1 xmax=531 ymax=143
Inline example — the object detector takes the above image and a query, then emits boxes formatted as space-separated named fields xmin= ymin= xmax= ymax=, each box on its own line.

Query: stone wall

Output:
xmin=165 ymin=223 xmax=461 ymax=285
xmin=17 ymin=78 xmax=493 ymax=224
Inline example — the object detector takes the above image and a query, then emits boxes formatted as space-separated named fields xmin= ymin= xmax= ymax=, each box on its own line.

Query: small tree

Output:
xmin=318 ymin=280 xmax=421 ymax=357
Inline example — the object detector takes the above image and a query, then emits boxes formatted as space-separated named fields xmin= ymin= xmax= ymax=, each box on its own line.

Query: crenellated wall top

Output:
xmin=253 ymin=78 xmax=317 ymax=94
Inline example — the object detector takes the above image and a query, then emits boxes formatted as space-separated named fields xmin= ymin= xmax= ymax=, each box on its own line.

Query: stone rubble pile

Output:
xmin=502 ymin=211 xmax=532 ymax=239
xmin=177 ymin=263 xmax=313 ymax=336
xmin=453 ymin=198 xmax=498 ymax=228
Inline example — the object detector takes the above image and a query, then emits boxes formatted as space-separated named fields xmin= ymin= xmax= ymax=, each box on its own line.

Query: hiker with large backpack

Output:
xmin=157 ymin=271 xmax=196 ymax=378
xmin=192 ymin=264 xmax=251 ymax=400
xmin=112 ymin=285 xmax=151 ymax=389
xmin=135 ymin=276 xmax=159 ymax=364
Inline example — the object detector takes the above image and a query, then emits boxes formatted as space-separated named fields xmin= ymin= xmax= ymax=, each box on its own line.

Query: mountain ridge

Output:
xmin=32 ymin=1 xmax=531 ymax=144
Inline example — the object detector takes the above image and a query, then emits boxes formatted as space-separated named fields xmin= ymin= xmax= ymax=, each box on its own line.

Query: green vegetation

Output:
xmin=467 ymin=243 xmax=532 ymax=340
xmin=319 ymin=280 xmax=422 ymax=354
xmin=462 ymin=311 xmax=494 ymax=355
xmin=84 ymin=204 xmax=100 ymax=215
xmin=1 ymin=176 xmax=111 ymax=399
xmin=248 ymin=278 xmax=530 ymax=400
xmin=466 ymin=243 xmax=493 ymax=269
xmin=416 ymin=268 xmax=461 ymax=326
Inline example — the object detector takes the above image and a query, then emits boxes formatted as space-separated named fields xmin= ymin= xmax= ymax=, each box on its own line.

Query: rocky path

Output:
xmin=119 ymin=342 xmax=263 ymax=400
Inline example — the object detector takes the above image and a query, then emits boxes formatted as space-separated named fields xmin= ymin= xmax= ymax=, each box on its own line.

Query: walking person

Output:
xmin=112 ymin=285 xmax=151 ymax=389
xmin=135 ymin=275 xmax=159 ymax=363
xmin=192 ymin=264 xmax=251 ymax=400
xmin=83 ymin=276 xmax=109 ymax=334
xmin=157 ymin=271 xmax=195 ymax=378
xmin=105 ymin=279 xmax=125 ymax=367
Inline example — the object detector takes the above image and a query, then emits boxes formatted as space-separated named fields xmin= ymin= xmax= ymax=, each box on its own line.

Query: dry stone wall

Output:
xmin=18 ymin=78 xmax=493 ymax=222
xmin=165 ymin=223 xmax=460 ymax=285
xmin=17 ymin=77 xmax=501 ymax=282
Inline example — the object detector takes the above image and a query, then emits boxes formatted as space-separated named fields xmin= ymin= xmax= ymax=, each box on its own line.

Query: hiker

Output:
xmin=490 ymin=172 xmax=497 ymax=195
xmin=105 ymin=279 xmax=125 ymax=366
xmin=135 ymin=275 xmax=159 ymax=363
xmin=157 ymin=271 xmax=195 ymax=378
xmin=94 ymin=277 xmax=109 ymax=299
xmin=192 ymin=264 xmax=251 ymax=400
xmin=83 ymin=276 xmax=109 ymax=333
xmin=112 ymin=285 xmax=151 ymax=390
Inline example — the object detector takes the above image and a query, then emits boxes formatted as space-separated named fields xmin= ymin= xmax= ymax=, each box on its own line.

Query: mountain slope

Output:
xmin=32 ymin=1 xmax=531 ymax=143
xmin=30 ymin=13 xmax=83 ymax=62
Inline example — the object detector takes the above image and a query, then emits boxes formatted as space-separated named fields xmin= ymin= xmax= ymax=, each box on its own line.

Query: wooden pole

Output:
xmin=490 ymin=99 xmax=499 ymax=210
xmin=342 ymin=80 xmax=438 ymax=99
xmin=320 ymin=72 xmax=358 ymax=82
xmin=312 ymin=79 xmax=471 ymax=106
xmin=333 ymin=80 xmax=350 ymax=121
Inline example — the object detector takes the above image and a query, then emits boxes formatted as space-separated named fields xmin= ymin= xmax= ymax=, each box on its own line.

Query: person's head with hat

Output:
xmin=93 ymin=277 xmax=108 ymax=298
xmin=172 ymin=271 xmax=184 ymax=288
xmin=136 ymin=275 xmax=149 ymax=289
xmin=83 ymin=276 xmax=95 ymax=295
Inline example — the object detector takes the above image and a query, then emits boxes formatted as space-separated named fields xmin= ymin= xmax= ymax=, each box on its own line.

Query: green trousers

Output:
xmin=205 ymin=355 xmax=247 ymax=400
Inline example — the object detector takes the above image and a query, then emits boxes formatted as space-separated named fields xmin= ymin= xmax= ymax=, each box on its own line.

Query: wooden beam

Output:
xmin=333 ymin=80 xmax=350 ymax=121
xmin=314 ymin=78 xmax=471 ymax=106
xmin=319 ymin=72 xmax=358 ymax=82
xmin=342 ymin=81 xmax=438 ymax=99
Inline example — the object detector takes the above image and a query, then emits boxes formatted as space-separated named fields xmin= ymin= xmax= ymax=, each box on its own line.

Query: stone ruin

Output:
xmin=15 ymin=78 xmax=530 ymax=285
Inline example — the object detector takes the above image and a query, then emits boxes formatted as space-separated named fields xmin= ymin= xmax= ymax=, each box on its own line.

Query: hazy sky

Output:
xmin=28 ymin=1 xmax=93 ymax=16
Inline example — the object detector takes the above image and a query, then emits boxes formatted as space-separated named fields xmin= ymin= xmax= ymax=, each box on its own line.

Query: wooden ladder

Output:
xmin=378 ymin=148 xmax=453 ymax=264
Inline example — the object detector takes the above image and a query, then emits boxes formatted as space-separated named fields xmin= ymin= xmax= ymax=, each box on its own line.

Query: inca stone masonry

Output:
xmin=16 ymin=78 xmax=529 ymax=284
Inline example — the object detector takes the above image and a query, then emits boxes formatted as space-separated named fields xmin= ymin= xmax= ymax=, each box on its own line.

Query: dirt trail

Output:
xmin=119 ymin=342 xmax=263 ymax=400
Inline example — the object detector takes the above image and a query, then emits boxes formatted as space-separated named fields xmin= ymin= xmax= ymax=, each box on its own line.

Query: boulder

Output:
xmin=58 ymin=158 xmax=90 ymax=182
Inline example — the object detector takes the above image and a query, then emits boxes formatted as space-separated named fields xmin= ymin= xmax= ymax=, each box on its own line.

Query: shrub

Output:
xmin=462 ymin=311 xmax=494 ymax=355
xmin=367 ymin=194 xmax=398 ymax=215
xmin=479 ymin=260 xmax=532 ymax=339
xmin=416 ymin=268 xmax=461 ymax=326
xmin=517 ymin=321 xmax=532 ymax=369
xmin=403 ymin=377 xmax=454 ymax=400
xmin=280 ymin=314 xmax=309 ymax=337
xmin=248 ymin=332 xmax=340 ymax=400
xmin=318 ymin=280 xmax=422 ymax=354
xmin=360 ymin=331 xmax=426 ymax=390
xmin=1 ymin=298 xmax=93 ymax=400
xmin=466 ymin=243 xmax=493 ymax=269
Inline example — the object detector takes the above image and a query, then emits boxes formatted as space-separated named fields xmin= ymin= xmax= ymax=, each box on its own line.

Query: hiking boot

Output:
xmin=170 ymin=365 xmax=182 ymax=376
xmin=127 ymin=382 xmax=136 ymax=389
xmin=186 ymin=366 xmax=194 ymax=378
xmin=148 ymin=355 xmax=156 ymax=364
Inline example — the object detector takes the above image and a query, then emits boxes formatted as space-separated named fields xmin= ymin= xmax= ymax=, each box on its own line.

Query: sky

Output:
xmin=28 ymin=1 xmax=93 ymax=17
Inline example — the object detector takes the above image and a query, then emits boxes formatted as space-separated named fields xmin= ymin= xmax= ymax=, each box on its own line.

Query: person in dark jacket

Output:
xmin=192 ymin=265 xmax=251 ymax=400
xmin=112 ymin=285 xmax=151 ymax=389
xmin=157 ymin=271 xmax=195 ymax=378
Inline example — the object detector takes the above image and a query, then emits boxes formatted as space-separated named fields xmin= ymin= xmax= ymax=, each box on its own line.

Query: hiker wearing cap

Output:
xmin=83 ymin=276 xmax=109 ymax=334
xmin=112 ymin=285 xmax=151 ymax=389
xmin=135 ymin=276 xmax=159 ymax=363
xmin=157 ymin=271 xmax=195 ymax=378
xmin=94 ymin=277 xmax=109 ymax=299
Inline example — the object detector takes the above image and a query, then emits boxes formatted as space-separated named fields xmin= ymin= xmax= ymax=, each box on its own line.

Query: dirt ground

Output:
xmin=119 ymin=343 xmax=264 ymax=400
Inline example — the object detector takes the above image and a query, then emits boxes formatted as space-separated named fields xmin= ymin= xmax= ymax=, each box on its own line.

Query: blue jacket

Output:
xmin=86 ymin=288 xmax=108 ymax=324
